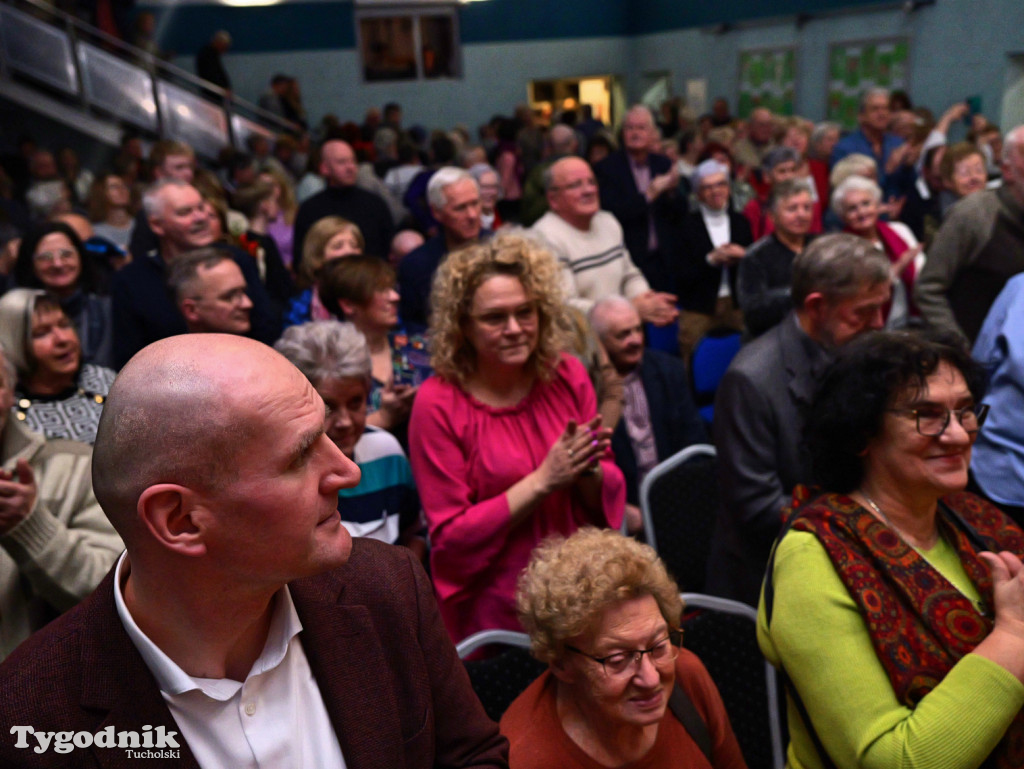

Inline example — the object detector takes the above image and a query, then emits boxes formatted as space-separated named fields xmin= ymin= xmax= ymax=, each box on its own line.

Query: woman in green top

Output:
xmin=758 ymin=330 xmax=1024 ymax=769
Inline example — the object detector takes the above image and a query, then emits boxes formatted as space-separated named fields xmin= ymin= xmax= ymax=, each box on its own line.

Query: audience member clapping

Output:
xmin=0 ymin=340 xmax=122 ymax=661
xmin=761 ymin=330 xmax=1024 ymax=769
xmin=408 ymin=231 xmax=625 ymax=643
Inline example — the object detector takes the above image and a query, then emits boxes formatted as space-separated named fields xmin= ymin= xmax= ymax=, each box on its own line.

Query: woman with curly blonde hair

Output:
xmin=502 ymin=528 xmax=746 ymax=768
xmin=409 ymin=231 xmax=626 ymax=644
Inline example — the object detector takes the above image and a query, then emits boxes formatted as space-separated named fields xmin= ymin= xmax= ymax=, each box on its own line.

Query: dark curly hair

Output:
xmin=806 ymin=330 xmax=987 ymax=493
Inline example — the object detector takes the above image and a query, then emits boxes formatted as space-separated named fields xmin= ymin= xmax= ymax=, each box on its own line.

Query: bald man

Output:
xmin=532 ymin=156 xmax=677 ymax=326
xmin=0 ymin=335 xmax=508 ymax=768
xmin=292 ymin=138 xmax=395 ymax=274
xmin=519 ymin=123 xmax=580 ymax=226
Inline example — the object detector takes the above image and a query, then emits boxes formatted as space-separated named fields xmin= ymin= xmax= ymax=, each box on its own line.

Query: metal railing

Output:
xmin=0 ymin=0 xmax=301 ymax=157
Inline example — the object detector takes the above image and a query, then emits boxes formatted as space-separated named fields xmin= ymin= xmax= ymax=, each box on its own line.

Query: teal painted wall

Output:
xmin=147 ymin=1 xmax=1024 ymax=134
xmin=148 ymin=0 xmax=895 ymax=54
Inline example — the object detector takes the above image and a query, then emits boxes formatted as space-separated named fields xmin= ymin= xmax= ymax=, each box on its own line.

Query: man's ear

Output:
xmin=149 ymin=215 xmax=165 ymax=238
xmin=137 ymin=484 xmax=207 ymax=557
xmin=180 ymin=298 xmax=200 ymax=325
xmin=802 ymin=291 xmax=827 ymax=324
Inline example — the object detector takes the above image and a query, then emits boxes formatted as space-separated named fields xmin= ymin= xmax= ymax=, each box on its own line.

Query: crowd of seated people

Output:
xmin=2 ymin=85 xmax=1024 ymax=768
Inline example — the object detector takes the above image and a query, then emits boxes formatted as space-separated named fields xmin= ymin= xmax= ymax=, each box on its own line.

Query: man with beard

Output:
xmin=111 ymin=180 xmax=279 ymax=367
xmin=706 ymin=234 xmax=891 ymax=605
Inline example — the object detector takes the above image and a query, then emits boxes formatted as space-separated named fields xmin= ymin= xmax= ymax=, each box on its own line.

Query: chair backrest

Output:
xmin=640 ymin=444 xmax=718 ymax=594
xmin=680 ymin=593 xmax=785 ymax=769
xmin=456 ymin=630 xmax=547 ymax=723
xmin=644 ymin=319 xmax=681 ymax=356
xmin=690 ymin=329 xmax=742 ymax=423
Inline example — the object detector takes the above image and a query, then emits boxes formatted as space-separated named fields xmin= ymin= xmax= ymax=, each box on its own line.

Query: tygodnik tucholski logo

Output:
xmin=10 ymin=724 xmax=181 ymax=758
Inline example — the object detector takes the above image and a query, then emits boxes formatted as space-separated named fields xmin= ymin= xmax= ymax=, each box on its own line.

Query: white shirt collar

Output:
xmin=699 ymin=203 xmax=728 ymax=220
xmin=113 ymin=552 xmax=303 ymax=700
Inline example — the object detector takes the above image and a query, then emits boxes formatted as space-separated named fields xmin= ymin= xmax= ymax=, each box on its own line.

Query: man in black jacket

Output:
xmin=292 ymin=139 xmax=394 ymax=273
xmin=591 ymin=296 xmax=706 ymax=533
xmin=676 ymin=159 xmax=752 ymax=358
xmin=594 ymin=105 xmax=687 ymax=293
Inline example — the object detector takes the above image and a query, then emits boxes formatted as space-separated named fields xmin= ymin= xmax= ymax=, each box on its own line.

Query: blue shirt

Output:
xmin=831 ymin=127 xmax=914 ymax=201
xmin=972 ymin=273 xmax=1024 ymax=506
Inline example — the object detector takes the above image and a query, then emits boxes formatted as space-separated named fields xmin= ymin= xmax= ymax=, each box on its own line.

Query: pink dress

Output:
xmin=409 ymin=353 xmax=626 ymax=644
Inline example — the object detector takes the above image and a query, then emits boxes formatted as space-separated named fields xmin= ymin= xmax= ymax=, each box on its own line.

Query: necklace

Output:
xmin=860 ymin=492 xmax=989 ymax=618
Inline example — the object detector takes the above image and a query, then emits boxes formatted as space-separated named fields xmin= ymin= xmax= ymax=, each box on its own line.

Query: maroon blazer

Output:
xmin=0 ymin=539 xmax=509 ymax=768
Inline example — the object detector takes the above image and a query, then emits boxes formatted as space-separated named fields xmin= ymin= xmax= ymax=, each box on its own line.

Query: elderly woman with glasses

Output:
xmin=759 ymin=330 xmax=1024 ymax=769
xmin=502 ymin=527 xmax=746 ymax=768
xmin=408 ymin=231 xmax=625 ymax=645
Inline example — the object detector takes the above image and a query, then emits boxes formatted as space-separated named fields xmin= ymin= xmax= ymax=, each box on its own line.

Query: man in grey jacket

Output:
xmin=706 ymin=235 xmax=890 ymax=605
xmin=0 ymin=344 xmax=122 ymax=659
xmin=914 ymin=124 xmax=1024 ymax=342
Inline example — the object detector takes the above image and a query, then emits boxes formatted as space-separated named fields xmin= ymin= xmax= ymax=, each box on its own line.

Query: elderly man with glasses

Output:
xmin=532 ymin=156 xmax=677 ymax=326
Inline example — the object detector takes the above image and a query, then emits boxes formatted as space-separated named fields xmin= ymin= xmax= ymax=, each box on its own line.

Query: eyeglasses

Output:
xmin=470 ymin=305 xmax=538 ymax=330
xmin=887 ymin=403 xmax=989 ymax=437
xmin=566 ymin=630 xmax=681 ymax=678
xmin=33 ymin=249 xmax=77 ymax=265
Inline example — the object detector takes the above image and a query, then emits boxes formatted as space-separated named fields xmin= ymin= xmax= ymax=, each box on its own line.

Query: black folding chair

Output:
xmin=456 ymin=629 xmax=547 ymax=723
xmin=640 ymin=444 xmax=718 ymax=593
xmin=680 ymin=593 xmax=785 ymax=769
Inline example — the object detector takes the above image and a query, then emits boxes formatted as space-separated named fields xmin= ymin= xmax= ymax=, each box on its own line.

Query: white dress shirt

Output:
xmin=114 ymin=553 xmax=347 ymax=768
xmin=700 ymin=204 xmax=733 ymax=298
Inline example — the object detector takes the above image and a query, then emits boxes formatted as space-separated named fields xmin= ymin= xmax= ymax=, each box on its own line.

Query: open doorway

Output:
xmin=528 ymin=74 xmax=619 ymax=128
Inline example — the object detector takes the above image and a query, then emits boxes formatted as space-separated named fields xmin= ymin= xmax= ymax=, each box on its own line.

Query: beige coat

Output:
xmin=0 ymin=418 xmax=123 ymax=659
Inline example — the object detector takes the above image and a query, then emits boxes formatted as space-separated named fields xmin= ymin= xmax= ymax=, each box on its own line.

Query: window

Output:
xmin=356 ymin=5 xmax=460 ymax=82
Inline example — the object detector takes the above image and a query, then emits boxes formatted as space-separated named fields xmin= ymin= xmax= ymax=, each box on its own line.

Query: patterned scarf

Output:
xmin=788 ymin=490 xmax=1024 ymax=768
